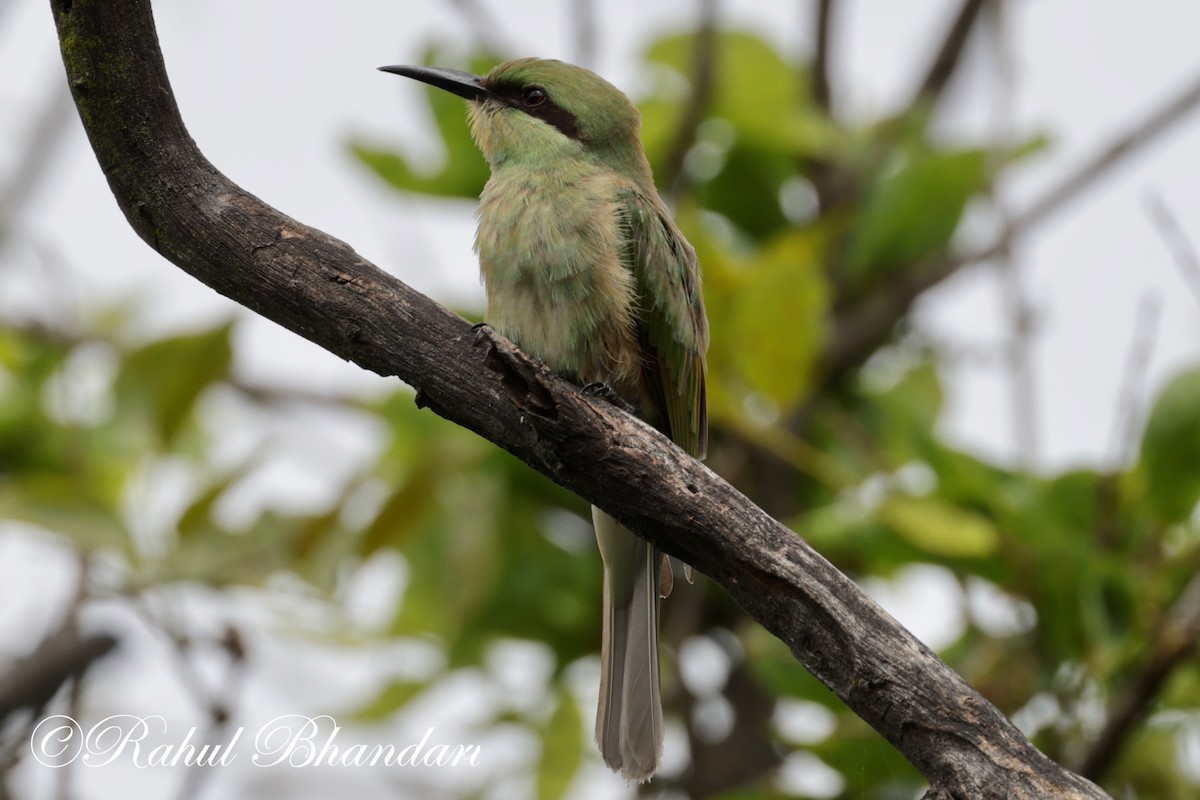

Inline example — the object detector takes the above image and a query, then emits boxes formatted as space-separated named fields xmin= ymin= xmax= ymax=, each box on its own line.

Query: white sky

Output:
xmin=3 ymin=1 xmax=1200 ymax=797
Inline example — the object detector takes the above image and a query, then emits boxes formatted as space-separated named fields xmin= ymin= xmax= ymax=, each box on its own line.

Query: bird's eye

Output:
xmin=521 ymin=87 xmax=547 ymax=108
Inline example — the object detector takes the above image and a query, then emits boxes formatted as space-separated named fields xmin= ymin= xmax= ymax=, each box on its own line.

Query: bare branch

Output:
xmin=811 ymin=0 xmax=835 ymax=113
xmin=1009 ymin=76 xmax=1200 ymax=237
xmin=907 ymin=0 xmax=988 ymax=112
xmin=1145 ymin=191 xmax=1200 ymax=310
xmin=0 ymin=556 xmax=113 ymax=729
xmin=126 ymin=599 xmax=247 ymax=800
xmin=1076 ymin=572 xmax=1200 ymax=781
xmin=805 ymin=0 xmax=845 ymax=216
xmin=0 ymin=625 xmax=117 ymax=725
xmin=1095 ymin=292 xmax=1160 ymax=550
xmin=825 ymin=66 xmax=1200 ymax=379
xmin=663 ymin=0 xmax=719 ymax=205
xmin=986 ymin=0 xmax=1039 ymax=465
xmin=48 ymin=0 xmax=1109 ymax=796
xmin=1105 ymin=292 xmax=1161 ymax=470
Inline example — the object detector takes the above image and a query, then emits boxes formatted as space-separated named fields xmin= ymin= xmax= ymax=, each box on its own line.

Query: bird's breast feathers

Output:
xmin=475 ymin=171 xmax=644 ymax=391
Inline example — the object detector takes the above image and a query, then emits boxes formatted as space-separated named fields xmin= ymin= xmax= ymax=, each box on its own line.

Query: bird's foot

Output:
xmin=471 ymin=321 xmax=493 ymax=346
xmin=581 ymin=382 xmax=636 ymax=414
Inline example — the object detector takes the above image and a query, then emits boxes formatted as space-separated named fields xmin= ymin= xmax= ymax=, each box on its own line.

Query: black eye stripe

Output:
xmin=487 ymin=82 xmax=582 ymax=141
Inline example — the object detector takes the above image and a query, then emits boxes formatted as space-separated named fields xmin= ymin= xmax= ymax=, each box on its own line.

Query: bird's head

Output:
xmin=380 ymin=58 xmax=653 ymax=185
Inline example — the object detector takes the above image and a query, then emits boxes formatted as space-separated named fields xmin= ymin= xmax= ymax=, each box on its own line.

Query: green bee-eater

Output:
xmin=380 ymin=58 xmax=708 ymax=782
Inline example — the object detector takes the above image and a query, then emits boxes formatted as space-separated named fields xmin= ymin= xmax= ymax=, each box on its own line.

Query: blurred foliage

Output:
xmin=5 ymin=18 xmax=1200 ymax=800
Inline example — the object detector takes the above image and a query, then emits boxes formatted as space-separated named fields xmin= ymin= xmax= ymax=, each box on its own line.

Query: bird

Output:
xmin=379 ymin=57 xmax=708 ymax=782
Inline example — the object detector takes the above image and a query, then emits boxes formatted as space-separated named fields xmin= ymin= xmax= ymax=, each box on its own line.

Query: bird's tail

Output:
xmin=592 ymin=506 xmax=663 ymax=783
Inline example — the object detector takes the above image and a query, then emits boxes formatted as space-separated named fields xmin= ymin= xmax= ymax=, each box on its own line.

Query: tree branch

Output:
xmin=811 ymin=0 xmax=834 ymax=113
xmin=663 ymin=0 xmax=718 ymax=205
xmin=0 ymin=625 xmax=117 ymax=725
xmin=824 ymin=66 xmax=1200 ymax=379
xmin=49 ymin=0 xmax=1108 ymax=796
xmin=1076 ymin=572 xmax=1200 ymax=781
xmin=1146 ymin=191 xmax=1200 ymax=310
xmin=907 ymin=0 xmax=988 ymax=112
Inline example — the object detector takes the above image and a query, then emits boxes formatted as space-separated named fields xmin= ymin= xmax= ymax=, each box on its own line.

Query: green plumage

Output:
xmin=616 ymin=187 xmax=708 ymax=457
xmin=470 ymin=59 xmax=708 ymax=455
xmin=381 ymin=57 xmax=708 ymax=782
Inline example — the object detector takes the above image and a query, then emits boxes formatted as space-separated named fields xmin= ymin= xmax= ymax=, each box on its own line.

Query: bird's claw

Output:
xmin=581 ymin=382 xmax=636 ymax=414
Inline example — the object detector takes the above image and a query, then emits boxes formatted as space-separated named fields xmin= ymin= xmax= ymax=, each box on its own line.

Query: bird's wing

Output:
xmin=616 ymin=189 xmax=709 ymax=459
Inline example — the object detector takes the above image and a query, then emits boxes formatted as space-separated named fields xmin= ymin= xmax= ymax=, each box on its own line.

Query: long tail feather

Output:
xmin=592 ymin=506 xmax=663 ymax=782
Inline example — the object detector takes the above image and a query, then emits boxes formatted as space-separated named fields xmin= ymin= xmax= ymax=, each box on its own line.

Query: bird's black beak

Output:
xmin=378 ymin=65 xmax=492 ymax=102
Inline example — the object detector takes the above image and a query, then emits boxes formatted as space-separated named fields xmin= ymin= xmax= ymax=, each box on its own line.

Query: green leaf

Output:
xmin=177 ymin=460 xmax=258 ymax=541
xmin=1138 ymin=366 xmax=1200 ymax=522
xmin=358 ymin=470 xmax=439 ymax=554
xmin=714 ymin=229 xmax=829 ymax=413
xmin=1001 ymin=132 xmax=1053 ymax=165
xmin=114 ymin=323 xmax=233 ymax=444
xmin=847 ymin=149 xmax=988 ymax=280
xmin=349 ymin=141 xmax=487 ymax=200
xmin=700 ymin=144 xmax=794 ymax=239
xmin=866 ymin=359 xmax=944 ymax=464
xmin=1033 ymin=469 xmax=1103 ymax=545
xmin=640 ymin=30 xmax=835 ymax=241
xmin=0 ymin=475 xmax=130 ymax=556
xmin=877 ymin=495 xmax=1000 ymax=558
xmin=537 ymin=692 xmax=583 ymax=800
xmin=643 ymin=30 xmax=830 ymax=155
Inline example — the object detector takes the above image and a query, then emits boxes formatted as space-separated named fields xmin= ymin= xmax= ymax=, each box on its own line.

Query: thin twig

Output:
xmin=1008 ymin=75 xmax=1200 ymax=237
xmin=986 ymin=0 xmax=1039 ymax=466
xmin=130 ymin=600 xmax=246 ymax=800
xmin=0 ymin=627 xmax=117 ymax=725
xmin=0 ymin=555 xmax=108 ymax=730
xmin=1105 ymin=292 xmax=1161 ymax=470
xmin=805 ymin=0 xmax=847 ymax=214
xmin=1094 ymin=292 xmax=1161 ymax=550
xmin=175 ymin=626 xmax=246 ymax=800
xmin=907 ymin=0 xmax=988 ymax=111
xmin=663 ymin=0 xmax=719 ymax=206
xmin=858 ymin=0 xmax=992 ymax=209
xmin=824 ymin=66 xmax=1200 ymax=380
xmin=1076 ymin=572 xmax=1200 ymax=781
xmin=811 ymin=0 xmax=835 ymax=113
xmin=835 ymin=0 xmax=985 ymax=250
xmin=131 ymin=599 xmax=229 ymax=723
xmin=55 ymin=554 xmax=94 ymax=800
xmin=1145 ymin=191 xmax=1200 ymax=310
